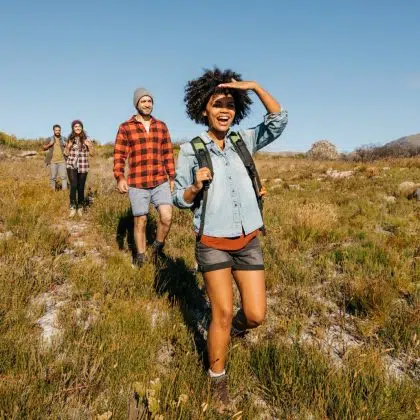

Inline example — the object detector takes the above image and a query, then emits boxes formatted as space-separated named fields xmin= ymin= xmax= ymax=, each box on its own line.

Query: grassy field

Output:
xmin=0 ymin=139 xmax=419 ymax=419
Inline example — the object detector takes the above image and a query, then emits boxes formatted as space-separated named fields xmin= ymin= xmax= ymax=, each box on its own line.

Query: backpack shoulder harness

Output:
xmin=190 ymin=133 xmax=265 ymax=239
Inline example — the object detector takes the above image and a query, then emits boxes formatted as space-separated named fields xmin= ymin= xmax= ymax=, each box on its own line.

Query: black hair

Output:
xmin=53 ymin=124 xmax=61 ymax=130
xmin=184 ymin=67 xmax=252 ymax=126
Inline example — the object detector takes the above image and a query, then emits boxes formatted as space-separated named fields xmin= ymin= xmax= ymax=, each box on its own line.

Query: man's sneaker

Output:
xmin=77 ymin=207 xmax=83 ymax=217
xmin=69 ymin=207 xmax=76 ymax=218
xmin=210 ymin=374 xmax=231 ymax=413
xmin=132 ymin=254 xmax=145 ymax=269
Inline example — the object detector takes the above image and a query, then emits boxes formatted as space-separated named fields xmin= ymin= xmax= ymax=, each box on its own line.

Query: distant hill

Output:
xmin=351 ymin=133 xmax=420 ymax=161
xmin=381 ymin=133 xmax=420 ymax=157
xmin=386 ymin=133 xmax=420 ymax=148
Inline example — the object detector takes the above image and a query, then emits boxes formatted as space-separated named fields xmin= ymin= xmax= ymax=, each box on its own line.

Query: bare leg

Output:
xmin=232 ymin=270 xmax=266 ymax=331
xmin=204 ymin=268 xmax=233 ymax=374
xmin=156 ymin=204 xmax=172 ymax=243
xmin=133 ymin=215 xmax=147 ymax=254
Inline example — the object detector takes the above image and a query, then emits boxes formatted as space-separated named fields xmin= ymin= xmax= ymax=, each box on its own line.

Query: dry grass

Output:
xmin=0 ymin=142 xmax=419 ymax=418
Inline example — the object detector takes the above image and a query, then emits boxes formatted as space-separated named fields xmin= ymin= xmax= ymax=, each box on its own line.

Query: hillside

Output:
xmin=0 ymin=142 xmax=419 ymax=418
xmin=387 ymin=133 xmax=420 ymax=148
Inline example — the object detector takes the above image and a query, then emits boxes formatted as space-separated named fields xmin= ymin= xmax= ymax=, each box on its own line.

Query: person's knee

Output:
xmin=134 ymin=216 xmax=147 ymax=230
xmin=212 ymin=307 xmax=233 ymax=330
xmin=160 ymin=212 xmax=172 ymax=227
xmin=244 ymin=309 xmax=266 ymax=328
xmin=158 ymin=206 xmax=172 ymax=225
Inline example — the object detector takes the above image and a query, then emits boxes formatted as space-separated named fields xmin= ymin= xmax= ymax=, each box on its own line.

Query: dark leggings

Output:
xmin=67 ymin=168 xmax=88 ymax=208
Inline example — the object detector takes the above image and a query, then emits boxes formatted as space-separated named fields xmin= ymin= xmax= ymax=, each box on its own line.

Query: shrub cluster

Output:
xmin=350 ymin=141 xmax=420 ymax=161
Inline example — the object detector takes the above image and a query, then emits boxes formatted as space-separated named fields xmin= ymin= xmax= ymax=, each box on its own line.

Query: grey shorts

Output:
xmin=128 ymin=182 xmax=172 ymax=216
xmin=195 ymin=236 xmax=264 ymax=273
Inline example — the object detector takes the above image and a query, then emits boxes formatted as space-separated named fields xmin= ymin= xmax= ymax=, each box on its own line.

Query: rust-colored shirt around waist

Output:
xmin=113 ymin=116 xmax=175 ymax=188
xmin=199 ymin=229 xmax=259 ymax=251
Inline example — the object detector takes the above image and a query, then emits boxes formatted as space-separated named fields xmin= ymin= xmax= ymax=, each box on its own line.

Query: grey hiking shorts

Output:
xmin=128 ymin=182 xmax=172 ymax=216
xmin=195 ymin=236 xmax=264 ymax=273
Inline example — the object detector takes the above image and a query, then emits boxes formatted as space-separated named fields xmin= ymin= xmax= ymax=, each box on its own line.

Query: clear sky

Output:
xmin=1 ymin=0 xmax=419 ymax=152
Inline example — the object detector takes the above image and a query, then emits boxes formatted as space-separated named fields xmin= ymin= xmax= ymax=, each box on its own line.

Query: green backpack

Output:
xmin=190 ymin=132 xmax=265 ymax=238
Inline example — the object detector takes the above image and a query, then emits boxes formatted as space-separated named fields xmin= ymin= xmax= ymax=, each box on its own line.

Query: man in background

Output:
xmin=42 ymin=124 xmax=67 ymax=190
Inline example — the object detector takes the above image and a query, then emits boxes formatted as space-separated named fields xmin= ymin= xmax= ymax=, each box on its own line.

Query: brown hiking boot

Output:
xmin=210 ymin=374 xmax=232 ymax=413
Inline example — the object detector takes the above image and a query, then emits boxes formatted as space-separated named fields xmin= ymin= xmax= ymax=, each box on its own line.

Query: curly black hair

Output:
xmin=184 ymin=67 xmax=252 ymax=126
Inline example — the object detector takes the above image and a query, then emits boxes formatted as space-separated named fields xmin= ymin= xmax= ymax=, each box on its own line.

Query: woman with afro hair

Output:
xmin=173 ymin=68 xmax=288 ymax=408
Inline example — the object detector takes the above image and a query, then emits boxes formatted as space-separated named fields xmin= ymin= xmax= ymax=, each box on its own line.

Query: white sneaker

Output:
xmin=69 ymin=208 xmax=76 ymax=218
xmin=77 ymin=208 xmax=83 ymax=217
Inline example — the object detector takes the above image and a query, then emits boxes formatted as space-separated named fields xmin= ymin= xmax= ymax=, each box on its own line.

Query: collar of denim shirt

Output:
xmin=199 ymin=129 xmax=236 ymax=154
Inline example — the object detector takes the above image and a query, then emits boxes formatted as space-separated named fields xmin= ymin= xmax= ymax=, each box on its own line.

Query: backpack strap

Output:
xmin=229 ymin=132 xmax=266 ymax=235
xmin=190 ymin=137 xmax=213 ymax=239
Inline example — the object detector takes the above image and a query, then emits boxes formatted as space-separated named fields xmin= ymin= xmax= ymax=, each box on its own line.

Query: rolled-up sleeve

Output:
xmin=240 ymin=109 xmax=288 ymax=154
xmin=172 ymin=144 xmax=195 ymax=209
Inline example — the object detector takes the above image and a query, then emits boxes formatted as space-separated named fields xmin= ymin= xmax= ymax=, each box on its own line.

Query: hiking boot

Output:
xmin=231 ymin=310 xmax=249 ymax=341
xmin=77 ymin=207 xmax=83 ymax=217
xmin=132 ymin=253 xmax=145 ymax=269
xmin=230 ymin=325 xmax=248 ymax=340
xmin=151 ymin=244 xmax=165 ymax=266
xmin=69 ymin=207 xmax=76 ymax=218
xmin=210 ymin=374 xmax=231 ymax=413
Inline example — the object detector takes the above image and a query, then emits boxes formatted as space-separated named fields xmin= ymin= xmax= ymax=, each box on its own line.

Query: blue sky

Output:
xmin=1 ymin=0 xmax=419 ymax=152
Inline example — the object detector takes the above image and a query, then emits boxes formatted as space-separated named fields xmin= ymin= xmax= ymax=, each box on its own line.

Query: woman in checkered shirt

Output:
xmin=64 ymin=120 xmax=94 ymax=217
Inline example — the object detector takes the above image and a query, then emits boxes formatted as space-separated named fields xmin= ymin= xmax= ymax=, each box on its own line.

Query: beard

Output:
xmin=138 ymin=107 xmax=153 ymax=116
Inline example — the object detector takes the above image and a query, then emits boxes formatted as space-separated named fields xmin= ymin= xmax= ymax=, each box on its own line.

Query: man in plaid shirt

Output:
xmin=114 ymin=87 xmax=175 ymax=267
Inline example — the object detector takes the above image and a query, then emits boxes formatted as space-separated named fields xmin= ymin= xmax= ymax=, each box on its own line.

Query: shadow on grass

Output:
xmin=116 ymin=209 xmax=210 ymax=368
xmin=116 ymin=209 xmax=157 ymax=258
xmin=154 ymin=255 xmax=210 ymax=369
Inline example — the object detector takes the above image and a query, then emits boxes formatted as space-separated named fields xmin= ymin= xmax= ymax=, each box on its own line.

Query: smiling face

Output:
xmin=137 ymin=96 xmax=153 ymax=116
xmin=73 ymin=123 xmax=83 ymax=135
xmin=53 ymin=126 xmax=61 ymax=137
xmin=203 ymin=93 xmax=236 ymax=133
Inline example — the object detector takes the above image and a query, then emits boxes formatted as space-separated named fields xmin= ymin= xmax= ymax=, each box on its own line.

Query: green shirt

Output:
xmin=51 ymin=137 xmax=65 ymax=164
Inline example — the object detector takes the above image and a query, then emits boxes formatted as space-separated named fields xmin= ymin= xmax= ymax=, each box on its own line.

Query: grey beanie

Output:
xmin=133 ymin=87 xmax=153 ymax=108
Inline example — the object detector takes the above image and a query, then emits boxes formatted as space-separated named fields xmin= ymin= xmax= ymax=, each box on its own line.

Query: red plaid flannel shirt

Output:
xmin=113 ymin=116 xmax=175 ymax=188
xmin=66 ymin=140 xmax=90 ymax=173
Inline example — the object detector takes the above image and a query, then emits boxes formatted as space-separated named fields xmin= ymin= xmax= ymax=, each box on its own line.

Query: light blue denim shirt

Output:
xmin=173 ymin=110 xmax=288 ymax=237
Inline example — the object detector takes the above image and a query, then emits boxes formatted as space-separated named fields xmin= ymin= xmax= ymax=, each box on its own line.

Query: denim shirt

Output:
xmin=173 ymin=110 xmax=288 ymax=237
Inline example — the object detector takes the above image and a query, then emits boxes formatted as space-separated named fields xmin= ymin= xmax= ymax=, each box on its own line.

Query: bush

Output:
xmin=351 ymin=142 xmax=420 ymax=162
xmin=0 ymin=131 xmax=44 ymax=150
xmin=307 ymin=140 xmax=339 ymax=160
